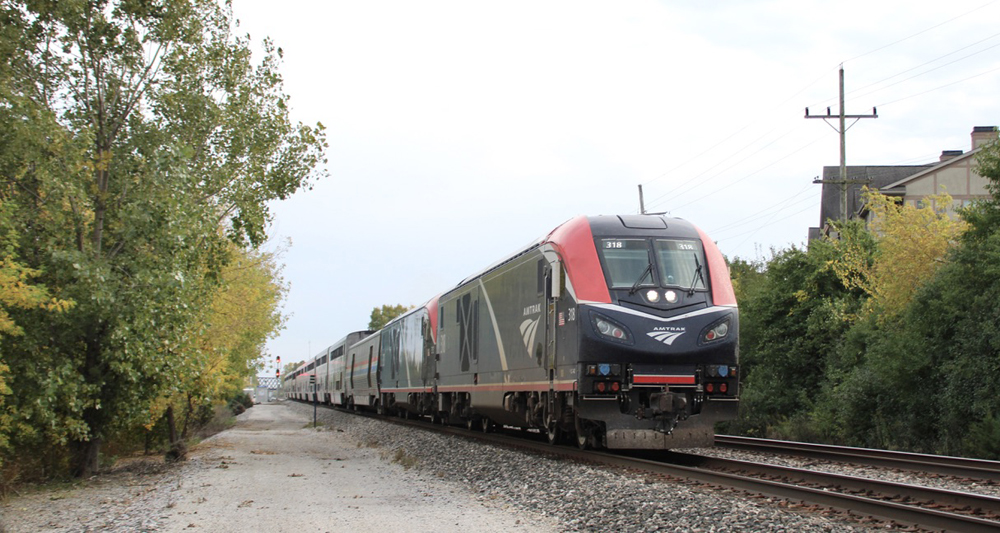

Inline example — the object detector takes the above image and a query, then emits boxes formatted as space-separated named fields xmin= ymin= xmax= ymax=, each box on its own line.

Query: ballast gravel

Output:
xmin=0 ymin=401 xmax=882 ymax=532
xmin=306 ymin=404 xmax=876 ymax=533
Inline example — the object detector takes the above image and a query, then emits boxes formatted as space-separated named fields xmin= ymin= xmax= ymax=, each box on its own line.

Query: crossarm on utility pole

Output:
xmin=805 ymin=65 xmax=877 ymax=222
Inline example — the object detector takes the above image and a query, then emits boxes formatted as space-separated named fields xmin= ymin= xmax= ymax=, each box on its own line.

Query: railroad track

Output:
xmin=380 ymin=414 xmax=1000 ymax=532
xmin=297 ymin=402 xmax=1000 ymax=531
xmin=716 ymin=434 xmax=1000 ymax=482
xmin=671 ymin=450 xmax=1000 ymax=529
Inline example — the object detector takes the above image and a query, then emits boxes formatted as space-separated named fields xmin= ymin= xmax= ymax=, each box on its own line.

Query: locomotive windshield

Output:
xmin=653 ymin=239 xmax=706 ymax=290
xmin=599 ymin=238 xmax=707 ymax=290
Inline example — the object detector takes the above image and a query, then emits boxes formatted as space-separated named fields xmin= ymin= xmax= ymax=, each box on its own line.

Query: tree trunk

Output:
xmin=91 ymin=150 xmax=109 ymax=255
xmin=72 ymin=437 xmax=102 ymax=478
xmin=165 ymin=405 xmax=187 ymax=462
xmin=181 ymin=393 xmax=193 ymax=440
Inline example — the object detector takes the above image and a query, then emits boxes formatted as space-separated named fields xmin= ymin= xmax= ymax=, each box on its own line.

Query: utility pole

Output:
xmin=805 ymin=64 xmax=877 ymax=221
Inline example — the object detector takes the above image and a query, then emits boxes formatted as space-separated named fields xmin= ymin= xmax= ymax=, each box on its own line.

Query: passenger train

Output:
xmin=283 ymin=214 xmax=738 ymax=449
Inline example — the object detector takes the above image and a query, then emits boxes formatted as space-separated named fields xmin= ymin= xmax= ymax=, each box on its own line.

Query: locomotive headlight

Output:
xmin=646 ymin=289 xmax=660 ymax=303
xmin=699 ymin=316 xmax=732 ymax=344
xmin=665 ymin=290 xmax=678 ymax=303
xmin=591 ymin=313 xmax=632 ymax=344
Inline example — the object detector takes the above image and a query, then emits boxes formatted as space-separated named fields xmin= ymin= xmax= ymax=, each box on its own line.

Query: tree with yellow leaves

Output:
xmin=0 ymin=224 xmax=74 ymax=467
xmin=830 ymin=187 xmax=968 ymax=318
xmin=149 ymin=244 xmax=287 ymax=460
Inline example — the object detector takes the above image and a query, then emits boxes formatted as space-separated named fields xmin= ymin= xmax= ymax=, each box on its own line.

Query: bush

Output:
xmin=228 ymin=393 xmax=253 ymax=415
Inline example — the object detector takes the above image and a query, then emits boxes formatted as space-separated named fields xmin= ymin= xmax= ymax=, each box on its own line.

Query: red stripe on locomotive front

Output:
xmin=632 ymin=375 xmax=696 ymax=385
xmin=694 ymin=224 xmax=737 ymax=307
xmin=544 ymin=216 xmax=611 ymax=304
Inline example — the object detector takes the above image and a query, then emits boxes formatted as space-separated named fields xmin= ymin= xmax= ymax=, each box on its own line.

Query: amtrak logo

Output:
xmin=520 ymin=317 xmax=540 ymax=353
xmin=647 ymin=327 xmax=686 ymax=345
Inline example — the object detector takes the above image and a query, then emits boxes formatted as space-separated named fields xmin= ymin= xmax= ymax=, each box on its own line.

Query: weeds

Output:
xmin=384 ymin=448 xmax=418 ymax=470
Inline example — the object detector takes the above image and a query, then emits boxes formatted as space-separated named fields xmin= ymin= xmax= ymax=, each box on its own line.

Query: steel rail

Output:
xmin=716 ymin=435 xmax=1000 ymax=482
xmin=674 ymin=451 xmax=1000 ymax=517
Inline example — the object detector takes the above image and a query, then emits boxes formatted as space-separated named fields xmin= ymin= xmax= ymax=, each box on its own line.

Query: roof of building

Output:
xmin=817 ymin=164 xmax=932 ymax=225
xmin=880 ymin=148 xmax=983 ymax=191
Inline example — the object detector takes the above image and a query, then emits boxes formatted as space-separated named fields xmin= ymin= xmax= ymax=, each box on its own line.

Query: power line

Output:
xmin=876 ymin=63 xmax=1000 ymax=107
xmin=643 ymin=3 xmax=997 ymax=223
xmin=721 ymin=200 xmax=821 ymax=253
xmin=707 ymin=182 xmax=817 ymax=235
xmin=641 ymin=67 xmax=836 ymax=189
xmin=843 ymin=1 xmax=997 ymax=63
xmin=645 ymin=125 xmax=800 ymax=210
xmin=847 ymin=31 xmax=1000 ymax=98
xmin=853 ymin=41 xmax=1000 ymax=103
xmin=659 ymin=132 xmax=827 ymax=214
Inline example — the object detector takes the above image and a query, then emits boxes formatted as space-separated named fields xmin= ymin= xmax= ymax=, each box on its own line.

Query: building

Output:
xmin=809 ymin=126 xmax=998 ymax=240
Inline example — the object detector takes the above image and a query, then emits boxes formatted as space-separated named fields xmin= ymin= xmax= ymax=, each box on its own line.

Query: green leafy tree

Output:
xmin=904 ymin=140 xmax=1000 ymax=456
xmin=369 ymin=304 xmax=411 ymax=330
xmin=0 ymin=0 xmax=325 ymax=477
xmin=724 ymin=238 xmax=866 ymax=440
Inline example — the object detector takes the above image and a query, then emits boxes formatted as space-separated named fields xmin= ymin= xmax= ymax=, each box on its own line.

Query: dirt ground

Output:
xmin=0 ymin=402 xmax=558 ymax=532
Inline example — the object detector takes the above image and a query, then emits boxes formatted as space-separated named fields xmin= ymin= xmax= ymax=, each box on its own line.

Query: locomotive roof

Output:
xmin=344 ymin=215 xmax=713 ymax=346
xmin=587 ymin=214 xmax=700 ymax=239
xmin=449 ymin=214 xmax=699 ymax=290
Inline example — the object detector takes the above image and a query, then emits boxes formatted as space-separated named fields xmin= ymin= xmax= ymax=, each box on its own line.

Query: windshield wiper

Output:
xmin=688 ymin=254 xmax=705 ymax=296
xmin=629 ymin=263 xmax=654 ymax=296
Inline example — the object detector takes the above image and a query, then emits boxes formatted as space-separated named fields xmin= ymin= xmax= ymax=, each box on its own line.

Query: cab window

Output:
xmin=598 ymin=239 xmax=652 ymax=289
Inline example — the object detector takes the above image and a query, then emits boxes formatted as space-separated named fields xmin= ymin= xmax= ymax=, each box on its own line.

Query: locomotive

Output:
xmin=283 ymin=214 xmax=738 ymax=449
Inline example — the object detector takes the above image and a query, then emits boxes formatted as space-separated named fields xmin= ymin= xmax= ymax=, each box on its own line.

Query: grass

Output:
xmin=383 ymin=448 xmax=418 ymax=470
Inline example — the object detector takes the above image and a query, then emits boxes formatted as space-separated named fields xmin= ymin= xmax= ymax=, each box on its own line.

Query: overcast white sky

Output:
xmin=230 ymin=0 xmax=1000 ymax=368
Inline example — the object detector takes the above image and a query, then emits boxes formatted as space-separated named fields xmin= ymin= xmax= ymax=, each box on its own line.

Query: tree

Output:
xmin=829 ymin=187 xmax=967 ymax=318
xmin=0 ymin=251 xmax=73 ymax=467
xmin=165 ymin=244 xmax=287 ymax=458
xmin=369 ymin=304 xmax=411 ymax=330
xmin=723 ymin=239 xmax=865 ymax=439
xmin=0 ymin=0 xmax=325 ymax=477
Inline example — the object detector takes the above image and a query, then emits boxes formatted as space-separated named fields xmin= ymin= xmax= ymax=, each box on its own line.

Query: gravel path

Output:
xmin=0 ymin=402 xmax=558 ymax=532
xmin=1 ymin=401 xmax=884 ymax=532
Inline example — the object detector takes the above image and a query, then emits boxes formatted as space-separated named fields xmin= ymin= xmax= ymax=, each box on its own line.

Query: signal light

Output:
xmin=592 ymin=380 xmax=621 ymax=394
xmin=706 ymin=383 xmax=714 ymax=393
xmin=720 ymin=383 xmax=728 ymax=393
